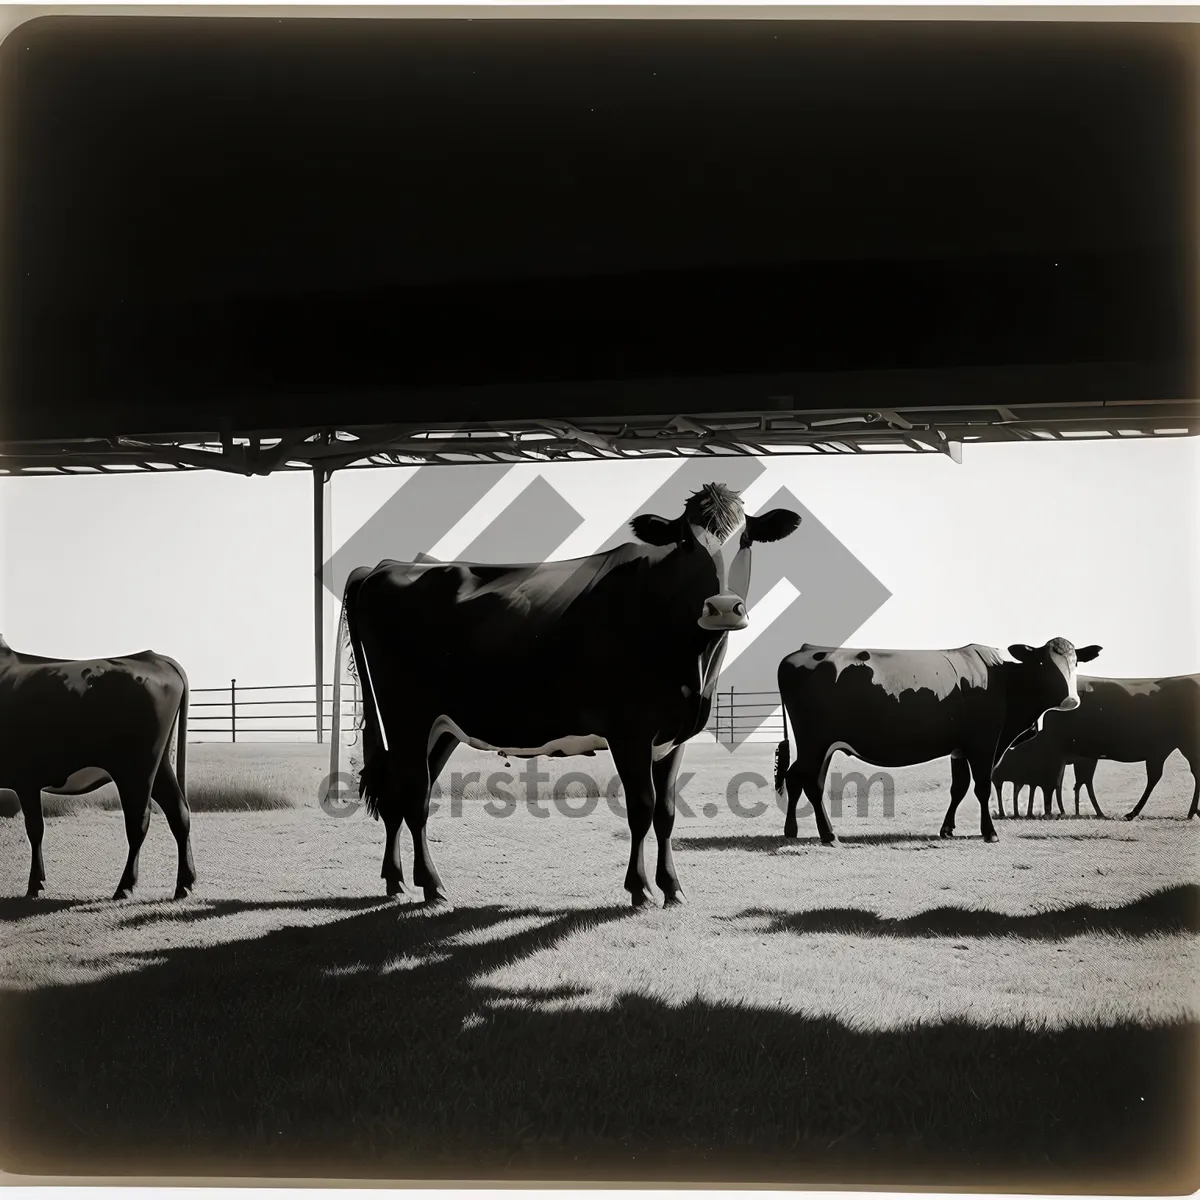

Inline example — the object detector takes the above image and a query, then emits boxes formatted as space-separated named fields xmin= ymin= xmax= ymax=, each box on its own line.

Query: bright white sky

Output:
xmin=1 ymin=437 xmax=1196 ymax=689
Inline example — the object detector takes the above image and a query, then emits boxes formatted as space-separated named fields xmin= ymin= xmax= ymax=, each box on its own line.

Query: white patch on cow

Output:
xmin=43 ymin=767 xmax=114 ymax=796
xmin=1049 ymin=646 xmax=1081 ymax=710
xmin=727 ymin=541 xmax=752 ymax=601
xmin=787 ymin=644 xmax=1004 ymax=700
xmin=689 ymin=523 xmax=726 ymax=558
xmin=357 ymin=647 xmax=390 ymax=753
xmin=427 ymin=715 xmax=678 ymax=763
xmin=427 ymin=715 xmax=608 ymax=760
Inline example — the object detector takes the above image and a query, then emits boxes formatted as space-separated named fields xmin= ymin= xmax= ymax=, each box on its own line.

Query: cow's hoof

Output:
xmin=24 ymin=888 xmax=42 ymax=901
xmin=385 ymin=879 xmax=406 ymax=898
xmin=630 ymin=891 xmax=656 ymax=911
xmin=173 ymin=884 xmax=192 ymax=900
xmin=663 ymin=891 xmax=687 ymax=908
xmin=984 ymin=832 xmax=999 ymax=844
xmin=820 ymin=835 xmax=839 ymax=847
xmin=112 ymin=886 xmax=133 ymax=901
xmin=422 ymin=887 xmax=451 ymax=907
xmin=1123 ymin=812 xmax=1139 ymax=822
xmin=783 ymin=825 xmax=798 ymax=839
xmin=939 ymin=828 xmax=954 ymax=839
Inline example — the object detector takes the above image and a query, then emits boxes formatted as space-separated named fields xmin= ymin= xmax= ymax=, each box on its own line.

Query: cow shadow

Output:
xmin=675 ymin=832 xmax=942 ymax=852
xmin=730 ymin=883 xmax=1200 ymax=941
xmin=0 ymin=888 xmax=1196 ymax=1191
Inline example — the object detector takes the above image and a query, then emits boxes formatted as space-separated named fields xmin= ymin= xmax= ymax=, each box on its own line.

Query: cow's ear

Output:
xmin=1007 ymin=644 xmax=1037 ymax=663
xmin=630 ymin=514 xmax=685 ymax=546
xmin=1075 ymin=644 xmax=1103 ymax=663
xmin=744 ymin=509 xmax=802 ymax=545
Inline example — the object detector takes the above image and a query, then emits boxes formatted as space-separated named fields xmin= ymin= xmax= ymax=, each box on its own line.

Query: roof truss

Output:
xmin=1 ymin=398 xmax=1196 ymax=477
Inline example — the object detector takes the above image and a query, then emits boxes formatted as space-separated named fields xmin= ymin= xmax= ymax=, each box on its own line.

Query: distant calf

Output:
xmin=991 ymin=737 xmax=1104 ymax=819
xmin=774 ymin=639 xmax=1101 ymax=844
xmin=1034 ymin=674 xmax=1200 ymax=821
xmin=0 ymin=636 xmax=193 ymax=900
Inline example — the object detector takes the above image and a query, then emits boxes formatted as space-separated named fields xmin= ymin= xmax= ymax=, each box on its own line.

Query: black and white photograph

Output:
xmin=0 ymin=7 xmax=1197 ymax=1193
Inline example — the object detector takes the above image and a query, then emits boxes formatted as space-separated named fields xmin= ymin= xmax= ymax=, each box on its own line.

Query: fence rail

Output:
xmin=186 ymin=680 xmax=783 ymax=743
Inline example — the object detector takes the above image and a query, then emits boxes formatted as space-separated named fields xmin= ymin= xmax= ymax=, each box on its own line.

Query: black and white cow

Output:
xmin=0 ymin=635 xmax=193 ymax=900
xmin=1033 ymin=674 xmax=1200 ymax=821
xmin=331 ymin=482 xmax=801 ymax=909
xmin=773 ymin=639 xmax=1102 ymax=844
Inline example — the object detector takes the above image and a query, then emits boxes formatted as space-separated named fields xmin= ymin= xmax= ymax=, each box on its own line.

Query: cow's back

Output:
xmin=778 ymin=644 xmax=1002 ymax=766
xmin=0 ymin=650 xmax=184 ymax=788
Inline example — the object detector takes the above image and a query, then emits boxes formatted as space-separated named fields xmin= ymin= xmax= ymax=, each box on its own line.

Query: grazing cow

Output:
xmin=330 ymin=482 xmax=801 ymax=908
xmin=0 ymin=636 xmax=192 ymax=900
xmin=1031 ymin=674 xmax=1200 ymax=821
xmin=773 ymin=639 xmax=1102 ymax=844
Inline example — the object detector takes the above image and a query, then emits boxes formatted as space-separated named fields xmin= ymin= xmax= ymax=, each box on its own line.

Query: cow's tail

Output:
xmin=175 ymin=663 xmax=189 ymax=796
xmin=774 ymin=695 xmax=791 ymax=799
xmin=328 ymin=590 xmax=349 ymax=795
xmin=340 ymin=568 xmax=386 ymax=821
xmin=161 ymin=655 xmax=189 ymax=796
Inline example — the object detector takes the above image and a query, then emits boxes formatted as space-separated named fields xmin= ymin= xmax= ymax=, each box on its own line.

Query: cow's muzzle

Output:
xmin=1057 ymin=694 xmax=1081 ymax=712
xmin=699 ymin=595 xmax=749 ymax=632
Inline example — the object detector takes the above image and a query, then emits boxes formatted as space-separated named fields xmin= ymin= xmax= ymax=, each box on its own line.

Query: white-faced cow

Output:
xmin=0 ymin=636 xmax=192 ymax=900
xmin=1032 ymin=674 xmax=1200 ymax=821
xmin=773 ymin=639 xmax=1102 ymax=844
xmin=330 ymin=483 xmax=801 ymax=909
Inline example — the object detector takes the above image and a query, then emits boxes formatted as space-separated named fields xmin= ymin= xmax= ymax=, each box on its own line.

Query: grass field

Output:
xmin=1 ymin=740 xmax=1197 ymax=1189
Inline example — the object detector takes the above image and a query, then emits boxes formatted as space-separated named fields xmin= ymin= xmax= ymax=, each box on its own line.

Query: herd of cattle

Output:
xmin=2 ymin=481 xmax=1197 ymax=909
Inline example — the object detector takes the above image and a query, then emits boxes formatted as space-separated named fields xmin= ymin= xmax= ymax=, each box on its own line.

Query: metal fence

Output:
xmin=187 ymin=680 xmax=783 ymax=744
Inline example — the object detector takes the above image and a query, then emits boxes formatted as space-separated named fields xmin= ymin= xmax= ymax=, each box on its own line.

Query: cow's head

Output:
xmin=1007 ymin=637 xmax=1103 ymax=734
xmin=629 ymin=482 xmax=801 ymax=632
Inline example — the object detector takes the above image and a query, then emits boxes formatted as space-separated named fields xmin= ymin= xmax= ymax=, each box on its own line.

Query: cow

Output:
xmin=1031 ymin=674 xmax=1200 ymax=821
xmin=772 ymin=639 xmax=1102 ymax=844
xmin=991 ymin=734 xmax=1067 ymax=820
xmin=0 ymin=635 xmax=193 ymax=900
xmin=991 ymin=737 xmax=1105 ymax=820
xmin=327 ymin=482 xmax=801 ymax=909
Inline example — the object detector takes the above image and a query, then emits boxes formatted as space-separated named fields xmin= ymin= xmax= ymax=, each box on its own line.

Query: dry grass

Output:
xmin=0 ymin=741 xmax=1197 ymax=1188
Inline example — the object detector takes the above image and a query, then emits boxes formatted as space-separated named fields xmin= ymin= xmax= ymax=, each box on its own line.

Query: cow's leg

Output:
xmin=381 ymin=808 xmax=407 ymax=897
xmin=1182 ymin=749 xmax=1199 ymax=819
xmin=151 ymin=759 xmax=195 ymax=899
xmin=993 ymin=782 xmax=1005 ymax=820
xmin=970 ymin=753 xmax=1000 ymax=842
xmin=1083 ymin=772 xmax=1105 ymax=819
xmin=1025 ymin=784 xmax=1036 ymax=819
xmin=939 ymin=753 xmax=971 ymax=838
xmin=17 ymin=787 xmax=45 ymax=899
xmin=609 ymin=736 xmax=658 ymax=907
xmin=1124 ymin=757 xmax=1165 ymax=821
xmin=399 ymin=753 xmax=448 ymax=907
xmin=1011 ymin=782 xmax=1021 ymax=820
xmin=652 ymin=745 xmax=686 ymax=906
xmin=112 ymin=771 xmax=154 ymax=899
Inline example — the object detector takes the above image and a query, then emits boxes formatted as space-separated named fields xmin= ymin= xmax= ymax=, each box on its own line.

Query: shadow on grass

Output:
xmin=733 ymin=883 xmax=1200 ymax=941
xmin=115 ymin=895 xmax=391 ymax=930
xmin=0 ymin=897 xmax=80 ymax=922
xmin=675 ymin=832 xmax=942 ymax=852
xmin=0 ymin=891 xmax=1196 ymax=1191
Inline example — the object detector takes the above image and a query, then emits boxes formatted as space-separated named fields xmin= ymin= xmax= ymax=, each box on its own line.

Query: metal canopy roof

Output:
xmin=2 ymin=398 xmax=1196 ymax=477
xmin=1 ymin=16 xmax=1195 ymax=474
